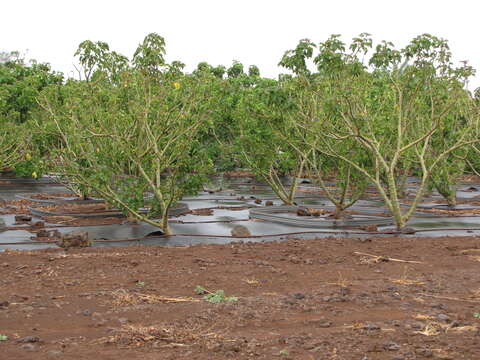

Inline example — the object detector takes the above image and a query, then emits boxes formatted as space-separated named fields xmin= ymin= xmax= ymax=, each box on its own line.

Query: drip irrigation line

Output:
xmin=408 ymin=227 xmax=480 ymax=233
xmin=183 ymin=195 xmax=316 ymax=201
xmin=28 ymin=202 xmax=190 ymax=218
xmin=249 ymin=205 xmax=394 ymax=228
xmin=3 ymin=218 xmax=251 ymax=230
xmin=171 ymin=219 xmax=250 ymax=224
xmin=3 ymin=227 xmax=480 ymax=247
xmin=16 ymin=193 xmax=103 ymax=205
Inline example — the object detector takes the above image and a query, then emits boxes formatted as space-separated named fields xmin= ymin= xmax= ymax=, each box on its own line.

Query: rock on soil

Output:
xmin=230 ymin=225 xmax=251 ymax=237
xmin=56 ymin=231 xmax=91 ymax=248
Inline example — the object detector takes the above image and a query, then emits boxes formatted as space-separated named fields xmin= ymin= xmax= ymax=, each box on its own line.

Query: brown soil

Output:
xmin=36 ymin=203 xmax=112 ymax=214
xmin=459 ymin=175 xmax=480 ymax=183
xmin=0 ymin=200 xmax=36 ymax=215
xmin=418 ymin=208 xmax=480 ymax=215
xmin=1 ymin=236 xmax=480 ymax=359
xmin=42 ymin=216 xmax=124 ymax=227
xmin=30 ymin=193 xmax=76 ymax=200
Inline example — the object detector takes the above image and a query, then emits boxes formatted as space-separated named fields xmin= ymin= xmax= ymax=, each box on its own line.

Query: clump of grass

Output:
xmin=195 ymin=286 xmax=238 ymax=303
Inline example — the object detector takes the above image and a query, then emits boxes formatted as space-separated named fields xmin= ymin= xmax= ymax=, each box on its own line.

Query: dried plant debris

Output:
xmin=110 ymin=289 xmax=199 ymax=307
xmin=97 ymin=324 xmax=228 ymax=349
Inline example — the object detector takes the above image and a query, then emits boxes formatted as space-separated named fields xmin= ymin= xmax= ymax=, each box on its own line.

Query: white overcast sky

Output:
xmin=2 ymin=0 xmax=479 ymax=89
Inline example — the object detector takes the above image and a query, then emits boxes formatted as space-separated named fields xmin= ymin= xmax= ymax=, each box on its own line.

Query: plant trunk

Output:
xmin=434 ymin=182 xmax=457 ymax=208
xmin=445 ymin=192 xmax=457 ymax=208
xmin=396 ymin=174 xmax=409 ymax=198
xmin=333 ymin=204 xmax=345 ymax=219
xmin=385 ymin=170 xmax=407 ymax=230
xmin=386 ymin=202 xmax=404 ymax=230
xmin=161 ymin=211 xmax=172 ymax=235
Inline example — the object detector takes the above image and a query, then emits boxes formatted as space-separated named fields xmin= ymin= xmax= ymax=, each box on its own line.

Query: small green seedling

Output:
xmin=136 ymin=281 xmax=146 ymax=287
xmin=0 ymin=335 xmax=8 ymax=341
xmin=474 ymin=312 xmax=480 ymax=318
xmin=195 ymin=286 xmax=238 ymax=304
xmin=279 ymin=349 xmax=289 ymax=356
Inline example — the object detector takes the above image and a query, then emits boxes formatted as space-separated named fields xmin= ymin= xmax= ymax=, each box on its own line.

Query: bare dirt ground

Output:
xmin=1 ymin=236 xmax=480 ymax=359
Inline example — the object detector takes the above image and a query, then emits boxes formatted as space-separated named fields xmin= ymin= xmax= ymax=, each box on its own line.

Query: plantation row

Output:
xmin=1 ymin=33 xmax=480 ymax=233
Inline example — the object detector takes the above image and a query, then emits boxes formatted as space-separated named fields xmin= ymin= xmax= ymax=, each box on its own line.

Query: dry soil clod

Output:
xmin=56 ymin=231 xmax=92 ymax=248
xmin=231 ymin=225 xmax=251 ymax=237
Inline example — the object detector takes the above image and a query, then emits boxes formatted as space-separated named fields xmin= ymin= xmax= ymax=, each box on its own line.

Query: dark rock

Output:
xmin=284 ymin=298 xmax=297 ymax=305
xmin=14 ymin=215 xmax=32 ymax=222
xmin=410 ymin=321 xmax=424 ymax=330
xmin=340 ymin=287 xmax=350 ymax=296
xmin=15 ymin=336 xmax=40 ymax=344
xmin=122 ymin=220 xmax=140 ymax=226
xmin=292 ymin=293 xmax=305 ymax=300
xmin=450 ymin=320 xmax=460 ymax=328
xmin=384 ymin=341 xmax=400 ymax=351
xmin=415 ymin=348 xmax=433 ymax=357
xmin=254 ymin=199 xmax=262 ymax=204
xmin=437 ymin=314 xmax=450 ymax=322
xmin=81 ymin=309 xmax=91 ymax=316
xmin=363 ymin=323 xmax=380 ymax=331
xmin=265 ymin=200 xmax=274 ymax=206
xmin=400 ymin=227 xmax=416 ymax=234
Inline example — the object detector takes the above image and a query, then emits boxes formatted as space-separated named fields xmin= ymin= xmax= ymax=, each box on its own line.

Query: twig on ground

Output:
xmin=354 ymin=251 xmax=423 ymax=264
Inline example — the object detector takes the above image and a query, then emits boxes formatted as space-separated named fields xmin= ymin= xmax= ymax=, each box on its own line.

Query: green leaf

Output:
xmin=195 ymin=285 xmax=207 ymax=295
